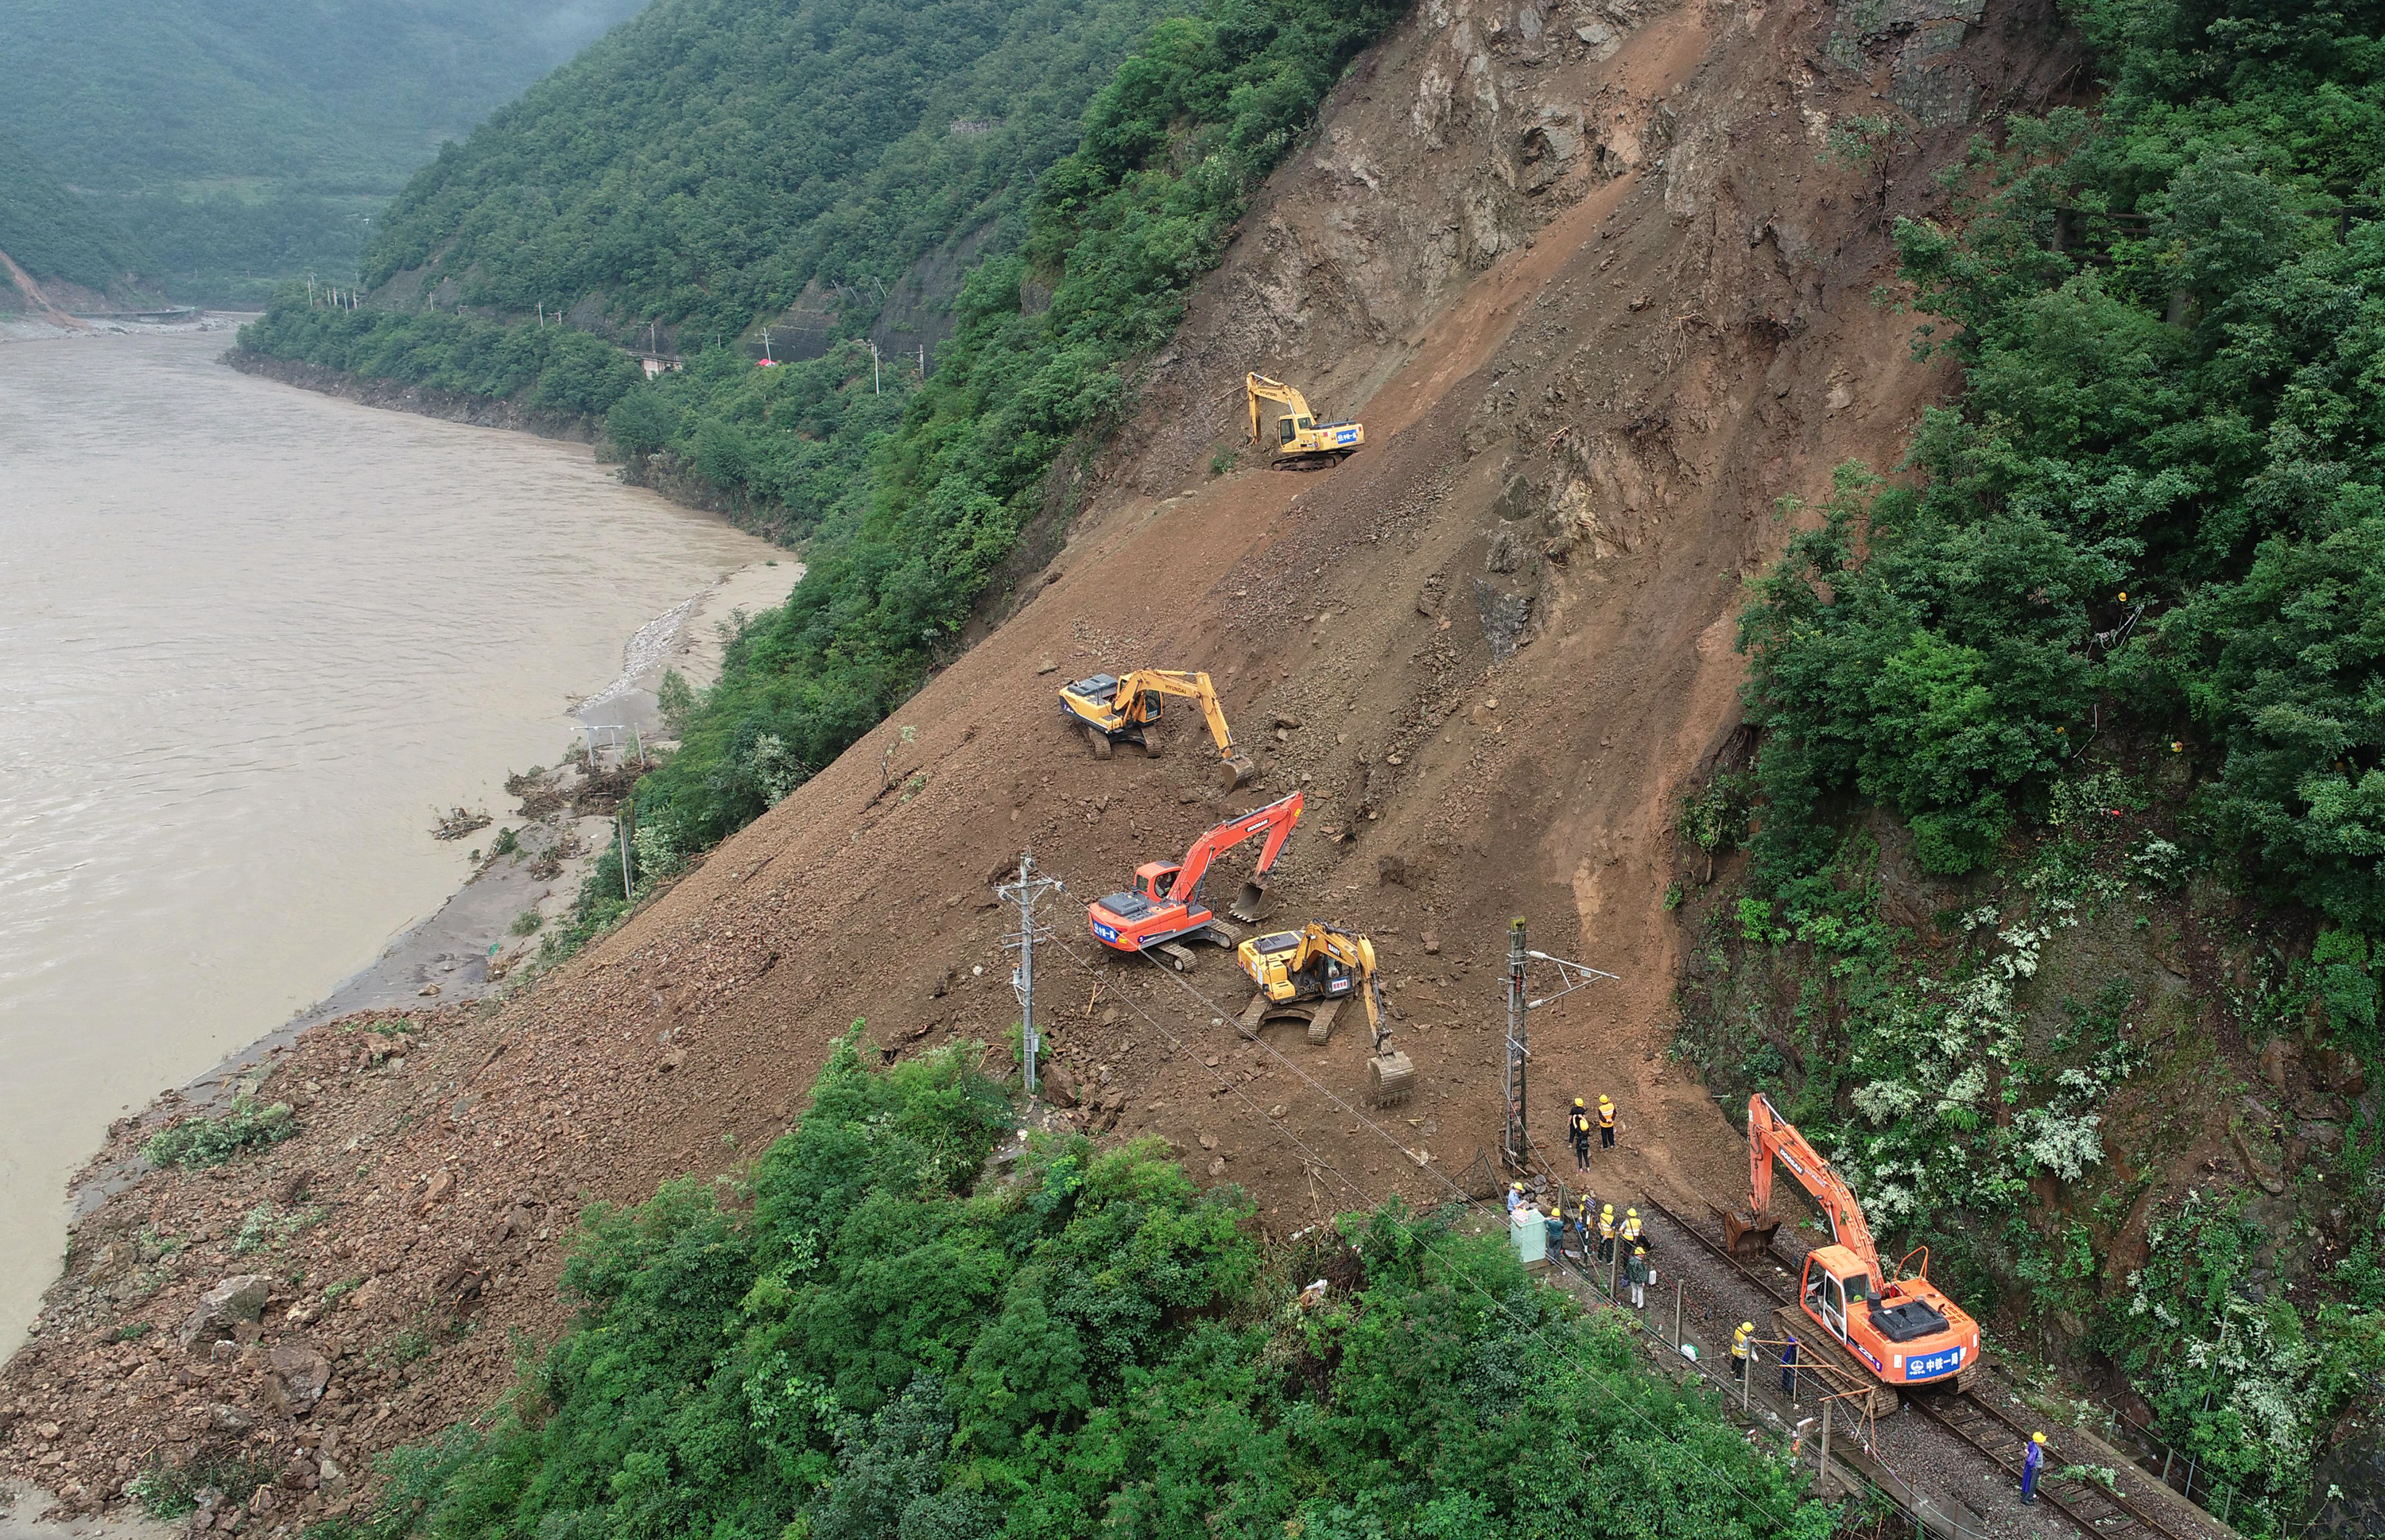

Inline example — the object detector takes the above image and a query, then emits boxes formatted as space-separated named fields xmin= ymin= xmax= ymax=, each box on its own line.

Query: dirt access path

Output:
xmin=2 ymin=0 xmax=2088 ymax=1521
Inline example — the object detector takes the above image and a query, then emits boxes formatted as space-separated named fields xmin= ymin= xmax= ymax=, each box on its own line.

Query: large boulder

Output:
xmin=264 ymin=1344 xmax=332 ymax=1414
xmin=202 ymin=1274 xmax=273 ymax=1322
xmin=176 ymin=1274 xmax=273 ymax=1352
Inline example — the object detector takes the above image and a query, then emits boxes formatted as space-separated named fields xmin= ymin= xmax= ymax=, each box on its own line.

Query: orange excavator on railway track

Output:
xmin=1728 ymin=1094 xmax=1982 ymax=1405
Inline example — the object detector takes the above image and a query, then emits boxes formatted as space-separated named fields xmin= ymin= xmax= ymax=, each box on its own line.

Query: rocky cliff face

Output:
xmin=2 ymin=0 xmax=2084 ymax=1524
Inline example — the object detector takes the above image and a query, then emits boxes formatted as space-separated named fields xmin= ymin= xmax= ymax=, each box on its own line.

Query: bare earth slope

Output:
xmin=2 ymin=0 xmax=2084 ymax=1520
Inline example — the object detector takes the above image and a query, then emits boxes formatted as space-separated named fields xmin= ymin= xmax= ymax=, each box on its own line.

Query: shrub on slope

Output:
xmin=335 ymin=1030 xmax=1826 ymax=1540
xmin=1739 ymin=0 xmax=2385 ymax=929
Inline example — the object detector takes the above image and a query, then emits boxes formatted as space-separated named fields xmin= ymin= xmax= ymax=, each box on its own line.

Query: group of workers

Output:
xmin=1505 ymin=1183 xmax=1650 ymax=1306
xmin=1565 ymin=1095 xmax=1617 ymax=1170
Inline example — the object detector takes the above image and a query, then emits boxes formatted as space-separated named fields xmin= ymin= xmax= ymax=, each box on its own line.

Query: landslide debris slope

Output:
xmin=1 ymin=0 xmax=2083 ymax=1513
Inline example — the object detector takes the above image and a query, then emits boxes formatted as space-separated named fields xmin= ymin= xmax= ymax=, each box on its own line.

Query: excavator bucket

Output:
xmin=1220 ymin=753 xmax=1257 ymax=790
xmin=1229 ymin=878 xmax=1276 ymax=923
xmin=1367 ymin=1050 xmax=1416 ymax=1102
xmin=1721 ymin=1208 xmax=1779 ymax=1259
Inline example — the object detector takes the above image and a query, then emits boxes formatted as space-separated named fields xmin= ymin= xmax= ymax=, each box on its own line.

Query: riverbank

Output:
xmin=0 ymin=330 xmax=807 ymax=1533
xmin=72 ymin=549 xmax=804 ymax=1187
xmin=219 ymin=350 xmax=598 ymax=442
xmin=0 ymin=555 xmax=797 ymax=1534
xmin=0 ymin=311 xmax=238 ymax=343
xmin=0 ymin=331 xmax=805 ymax=1379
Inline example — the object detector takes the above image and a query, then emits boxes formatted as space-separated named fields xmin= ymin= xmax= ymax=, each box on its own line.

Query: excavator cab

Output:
xmin=1130 ymin=863 xmax=1181 ymax=901
xmin=1278 ymin=416 xmax=1312 ymax=444
xmin=1801 ymin=1247 xmax=1872 ymax=1344
xmin=1239 ymin=928 xmax=1358 ymax=1003
xmin=1799 ymin=1244 xmax=1965 ymax=1385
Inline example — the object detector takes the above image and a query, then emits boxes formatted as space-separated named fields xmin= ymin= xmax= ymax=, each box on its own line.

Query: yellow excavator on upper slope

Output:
xmin=1058 ymin=669 xmax=1257 ymax=789
xmin=1235 ymin=921 xmax=1416 ymax=1100
xmin=1246 ymin=373 xmax=1363 ymax=468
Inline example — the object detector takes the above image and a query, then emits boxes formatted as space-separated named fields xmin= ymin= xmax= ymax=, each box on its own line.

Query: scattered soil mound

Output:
xmin=1 ymin=0 xmax=2085 ymax=1521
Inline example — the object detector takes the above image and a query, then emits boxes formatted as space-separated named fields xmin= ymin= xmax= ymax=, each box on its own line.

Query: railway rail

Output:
xmin=1638 ymin=1195 xmax=2205 ymax=1540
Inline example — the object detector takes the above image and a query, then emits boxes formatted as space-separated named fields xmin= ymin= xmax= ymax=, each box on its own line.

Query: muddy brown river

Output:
xmin=0 ymin=331 xmax=782 ymax=1357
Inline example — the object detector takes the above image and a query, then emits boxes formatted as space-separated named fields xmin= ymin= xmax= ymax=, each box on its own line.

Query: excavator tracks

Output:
xmin=1635 ymin=1197 xmax=2206 ymax=1540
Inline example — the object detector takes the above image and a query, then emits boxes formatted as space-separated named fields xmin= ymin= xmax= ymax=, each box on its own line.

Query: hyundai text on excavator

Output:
xmin=1089 ymin=791 xmax=1302 ymax=956
xmin=1728 ymin=1093 xmax=1982 ymax=1410
xmin=1057 ymin=669 xmax=1256 ymax=789
xmin=1247 ymin=373 xmax=1363 ymax=468
xmin=1235 ymin=921 xmax=1416 ymax=1100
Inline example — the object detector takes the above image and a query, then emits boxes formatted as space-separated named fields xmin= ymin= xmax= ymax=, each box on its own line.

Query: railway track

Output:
xmin=1637 ymin=1196 xmax=2205 ymax=1540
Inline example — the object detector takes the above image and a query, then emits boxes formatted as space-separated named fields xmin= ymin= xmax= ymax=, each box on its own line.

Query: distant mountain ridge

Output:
xmin=0 ymin=0 xmax=653 ymax=302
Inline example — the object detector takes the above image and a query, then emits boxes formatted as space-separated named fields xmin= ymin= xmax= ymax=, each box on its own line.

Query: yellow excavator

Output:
xmin=1059 ymin=669 xmax=1256 ymax=789
xmin=1235 ymin=922 xmax=1416 ymax=1100
xmin=1247 ymin=373 xmax=1363 ymax=469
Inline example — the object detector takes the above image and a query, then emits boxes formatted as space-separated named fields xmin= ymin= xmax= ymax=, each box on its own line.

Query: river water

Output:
xmin=0 ymin=331 xmax=782 ymax=1357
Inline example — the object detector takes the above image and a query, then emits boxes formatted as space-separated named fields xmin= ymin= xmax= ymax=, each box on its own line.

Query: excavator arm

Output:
xmin=1111 ymin=670 xmax=1254 ymax=783
xmin=1165 ymin=791 xmax=1304 ymax=906
xmin=1747 ymin=1094 xmax=1883 ymax=1286
xmin=1247 ymin=373 xmax=1312 ymax=446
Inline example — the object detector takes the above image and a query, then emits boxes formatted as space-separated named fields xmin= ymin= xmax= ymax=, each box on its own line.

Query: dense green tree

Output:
xmin=339 ymin=1032 xmax=1828 ymax=1540
xmin=1738 ymin=0 xmax=2385 ymax=901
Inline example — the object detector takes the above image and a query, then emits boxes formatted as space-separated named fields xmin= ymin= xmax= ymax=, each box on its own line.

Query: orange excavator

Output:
xmin=1089 ymin=791 xmax=1302 ymax=954
xmin=1729 ymin=1094 xmax=1982 ymax=1405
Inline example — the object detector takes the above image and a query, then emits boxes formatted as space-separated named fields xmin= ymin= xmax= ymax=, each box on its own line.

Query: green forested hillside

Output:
xmin=363 ymin=0 xmax=1187 ymax=337
xmin=246 ymin=0 xmax=1408 ymax=959
xmin=0 ymin=0 xmax=650 ymax=301
xmin=1701 ymin=0 xmax=2385 ymax=1526
xmin=325 ymin=1034 xmax=1824 ymax=1540
xmin=0 ymin=135 xmax=157 ymax=304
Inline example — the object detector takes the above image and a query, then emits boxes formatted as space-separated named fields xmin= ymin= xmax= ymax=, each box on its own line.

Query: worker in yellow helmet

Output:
xmin=1624 ymin=1243 xmax=1650 ymax=1309
xmin=1731 ymin=1321 xmax=1752 ymax=1382
xmin=1597 ymin=1203 xmax=1618 ymax=1266
xmin=1619 ymin=1207 xmax=1642 ymax=1249
xmin=2022 ymin=1432 xmax=2046 ymax=1505
xmin=1568 ymin=1097 xmax=1592 ymax=1170
xmin=1597 ymin=1094 xmax=1616 ymax=1150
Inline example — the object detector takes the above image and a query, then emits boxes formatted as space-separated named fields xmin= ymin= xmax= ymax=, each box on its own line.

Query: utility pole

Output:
xmin=999 ymin=853 xmax=1065 ymax=1097
xmin=1505 ymin=920 xmax=1528 ymax=1168
xmin=1503 ymin=918 xmax=1619 ymax=1172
